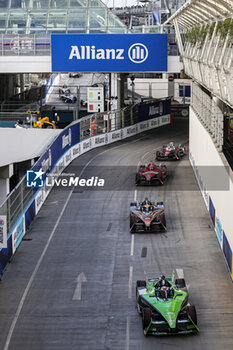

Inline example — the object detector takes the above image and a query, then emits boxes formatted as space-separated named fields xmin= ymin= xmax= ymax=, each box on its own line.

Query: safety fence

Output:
xmin=0 ymin=33 xmax=179 ymax=56
xmin=0 ymin=97 xmax=171 ymax=276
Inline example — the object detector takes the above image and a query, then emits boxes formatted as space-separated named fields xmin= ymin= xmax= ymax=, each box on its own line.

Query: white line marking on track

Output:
xmin=130 ymin=234 xmax=135 ymax=256
xmin=176 ymin=268 xmax=184 ymax=279
xmin=134 ymin=189 xmax=137 ymax=201
xmin=125 ymin=316 xmax=130 ymax=350
xmin=72 ymin=272 xmax=87 ymax=301
xmin=128 ymin=266 xmax=133 ymax=299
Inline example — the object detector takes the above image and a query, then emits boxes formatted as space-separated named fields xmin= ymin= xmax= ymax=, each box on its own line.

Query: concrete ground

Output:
xmin=0 ymin=118 xmax=233 ymax=350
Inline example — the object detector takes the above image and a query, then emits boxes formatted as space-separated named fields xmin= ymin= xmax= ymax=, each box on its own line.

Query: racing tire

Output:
xmin=187 ymin=305 xmax=197 ymax=325
xmin=175 ymin=278 xmax=186 ymax=289
xmin=130 ymin=216 xmax=135 ymax=233
xmin=136 ymin=280 xmax=146 ymax=288
xmin=175 ymin=151 xmax=180 ymax=160
xmin=160 ymin=214 xmax=166 ymax=231
xmin=142 ymin=308 xmax=151 ymax=332
xmin=136 ymin=281 xmax=146 ymax=314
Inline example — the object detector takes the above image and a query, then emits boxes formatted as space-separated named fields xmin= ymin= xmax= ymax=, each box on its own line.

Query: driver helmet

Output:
xmin=160 ymin=286 xmax=169 ymax=298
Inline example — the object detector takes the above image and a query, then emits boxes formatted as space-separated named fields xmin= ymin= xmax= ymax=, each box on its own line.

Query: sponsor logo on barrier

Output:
xmin=95 ymin=136 xmax=105 ymax=145
xmin=83 ymin=140 xmax=91 ymax=150
xmin=127 ymin=127 xmax=136 ymax=135
xmin=12 ymin=216 xmax=25 ymax=254
xmin=73 ymin=144 xmax=81 ymax=156
xmin=35 ymin=191 xmax=44 ymax=214
xmin=65 ymin=150 xmax=72 ymax=165
xmin=0 ymin=215 xmax=7 ymax=249
xmin=112 ymin=131 xmax=121 ymax=140
xmin=62 ymin=128 xmax=72 ymax=149
xmin=105 ymin=134 xmax=108 ymax=144
xmin=151 ymin=119 xmax=159 ymax=127
xmin=42 ymin=149 xmax=52 ymax=173
xmin=26 ymin=169 xmax=45 ymax=188
xmin=140 ymin=122 xmax=148 ymax=130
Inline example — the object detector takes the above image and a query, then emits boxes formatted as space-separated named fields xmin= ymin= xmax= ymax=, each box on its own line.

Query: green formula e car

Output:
xmin=136 ymin=272 xmax=199 ymax=336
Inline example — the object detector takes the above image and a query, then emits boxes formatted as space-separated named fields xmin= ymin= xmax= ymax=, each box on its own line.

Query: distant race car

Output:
xmin=130 ymin=198 xmax=166 ymax=233
xmin=59 ymin=91 xmax=77 ymax=103
xmin=135 ymin=162 xmax=167 ymax=185
xmin=136 ymin=272 xmax=199 ymax=336
xmin=155 ymin=142 xmax=185 ymax=161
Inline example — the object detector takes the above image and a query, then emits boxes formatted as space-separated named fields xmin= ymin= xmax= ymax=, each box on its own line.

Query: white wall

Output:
xmin=167 ymin=56 xmax=183 ymax=73
xmin=189 ymin=107 xmax=233 ymax=248
xmin=129 ymin=78 xmax=169 ymax=99
xmin=0 ymin=56 xmax=183 ymax=74
xmin=0 ymin=56 xmax=51 ymax=73
xmin=0 ymin=128 xmax=61 ymax=167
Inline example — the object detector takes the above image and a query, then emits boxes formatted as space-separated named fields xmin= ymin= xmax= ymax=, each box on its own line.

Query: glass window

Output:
xmin=89 ymin=28 xmax=107 ymax=33
xmin=108 ymin=12 xmax=125 ymax=27
xmin=50 ymin=0 xmax=68 ymax=8
xmin=89 ymin=0 xmax=105 ymax=7
xmin=8 ymin=10 xmax=28 ymax=30
xmin=70 ymin=0 xmax=88 ymax=7
xmin=23 ymin=0 xmax=49 ymax=9
xmin=0 ymin=11 xmax=8 ymax=29
xmin=107 ymin=27 xmax=127 ymax=34
xmin=68 ymin=28 xmax=86 ymax=33
xmin=89 ymin=8 xmax=107 ymax=28
xmin=11 ymin=0 xmax=24 ymax=8
xmin=68 ymin=9 xmax=87 ymax=28
xmin=29 ymin=11 xmax=47 ymax=30
xmin=0 ymin=0 xmax=9 ymax=8
xmin=48 ymin=10 xmax=67 ymax=29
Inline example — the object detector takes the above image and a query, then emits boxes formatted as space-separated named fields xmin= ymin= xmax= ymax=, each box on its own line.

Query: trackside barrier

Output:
xmin=189 ymin=151 xmax=233 ymax=280
xmin=0 ymin=98 xmax=171 ymax=276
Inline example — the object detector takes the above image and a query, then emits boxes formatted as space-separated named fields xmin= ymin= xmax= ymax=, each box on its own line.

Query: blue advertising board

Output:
xmin=51 ymin=34 xmax=167 ymax=72
xmin=138 ymin=99 xmax=171 ymax=122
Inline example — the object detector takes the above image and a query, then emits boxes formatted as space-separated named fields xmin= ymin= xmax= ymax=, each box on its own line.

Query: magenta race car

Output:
xmin=155 ymin=142 xmax=185 ymax=161
xmin=135 ymin=162 xmax=167 ymax=185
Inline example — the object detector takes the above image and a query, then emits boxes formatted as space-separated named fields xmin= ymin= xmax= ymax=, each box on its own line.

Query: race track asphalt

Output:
xmin=0 ymin=118 xmax=233 ymax=350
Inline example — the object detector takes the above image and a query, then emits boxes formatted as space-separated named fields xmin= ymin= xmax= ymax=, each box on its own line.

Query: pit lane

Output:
xmin=0 ymin=118 xmax=233 ymax=350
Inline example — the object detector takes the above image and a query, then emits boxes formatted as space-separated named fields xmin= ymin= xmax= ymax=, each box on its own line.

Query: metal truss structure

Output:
xmin=192 ymin=82 xmax=224 ymax=150
xmin=165 ymin=0 xmax=233 ymax=110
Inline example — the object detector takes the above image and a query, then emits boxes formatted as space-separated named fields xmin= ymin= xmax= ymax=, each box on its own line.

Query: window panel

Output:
xmin=29 ymin=11 xmax=47 ymax=30
xmin=0 ymin=0 xmax=9 ymax=8
xmin=50 ymin=0 xmax=68 ymax=8
xmin=70 ymin=0 xmax=88 ymax=7
xmin=107 ymin=27 xmax=127 ymax=34
xmin=48 ymin=10 xmax=67 ymax=29
xmin=68 ymin=9 xmax=87 ymax=28
xmin=8 ymin=10 xmax=28 ymax=29
xmin=17 ymin=1 xmax=49 ymax=9
xmin=0 ymin=11 xmax=8 ymax=29
xmin=89 ymin=0 xmax=105 ymax=7
xmin=89 ymin=8 xmax=107 ymax=28
xmin=68 ymin=28 xmax=87 ymax=33
xmin=108 ymin=12 xmax=125 ymax=27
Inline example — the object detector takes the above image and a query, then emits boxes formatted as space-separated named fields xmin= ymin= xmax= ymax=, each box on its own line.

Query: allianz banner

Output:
xmin=51 ymin=34 xmax=167 ymax=72
xmin=138 ymin=99 xmax=171 ymax=122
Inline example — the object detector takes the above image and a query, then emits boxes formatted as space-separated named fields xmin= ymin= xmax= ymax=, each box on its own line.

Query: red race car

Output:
xmin=135 ymin=162 xmax=167 ymax=185
xmin=156 ymin=142 xmax=185 ymax=161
